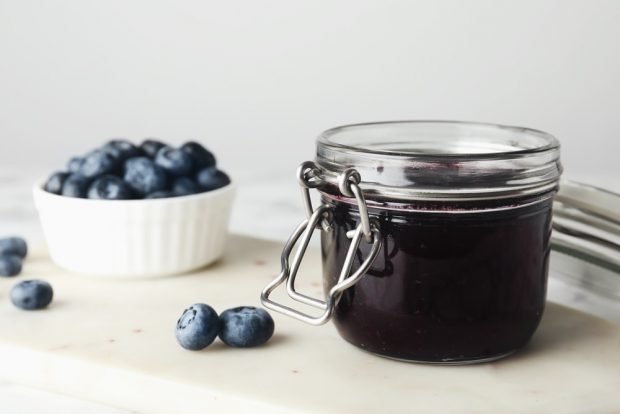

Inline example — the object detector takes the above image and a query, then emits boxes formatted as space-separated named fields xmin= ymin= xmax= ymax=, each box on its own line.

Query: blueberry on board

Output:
xmin=144 ymin=190 xmax=176 ymax=199
xmin=140 ymin=139 xmax=166 ymax=158
xmin=172 ymin=177 xmax=202 ymax=196
xmin=10 ymin=280 xmax=54 ymax=310
xmin=88 ymin=175 xmax=134 ymax=200
xmin=175 ymin=303 xmax=221 ymax=350
xmin=123 ymin=157 xmax=169 ymax=196
xmin=61 ymin=174 xmax=91 ymax=198
xmin=180 ymin=142 xmax=216 ymax=172
xmin=103 ymin=139 xmax=143 ymax=161
xmin=78 ymin=149 xmax=119 ymax=178
xmin=196 ymin=168 xmax=231 ymax=191
xmin=44 ymin=171 xmax=69 ymax=195
xmin=0 ymin=255 xmax=22 ymax=277
xmin=154 ymin=146 xmax=194 ymax=176
xmin=0 ymin=236 xmax=28 ymax=258
xmin=66 ymin=156 xmax=84 ymax=173
xmin=219 ymin=306 xmax=275 ymax=348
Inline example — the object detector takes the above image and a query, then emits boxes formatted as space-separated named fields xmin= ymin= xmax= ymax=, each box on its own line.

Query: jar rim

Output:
xmin=319 ymin=120 xmax=560 ymax=160
xmin=315 ymin=120 xmax=562 ymax=202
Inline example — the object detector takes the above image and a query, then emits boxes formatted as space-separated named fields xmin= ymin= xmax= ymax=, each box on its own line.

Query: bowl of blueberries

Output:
xmin=33 ymin=139 xmax=235 ymax=278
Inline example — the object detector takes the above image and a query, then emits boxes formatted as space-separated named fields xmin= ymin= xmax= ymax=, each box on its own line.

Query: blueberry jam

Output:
xmin=321 ymin=195 xmax=553 ymax=363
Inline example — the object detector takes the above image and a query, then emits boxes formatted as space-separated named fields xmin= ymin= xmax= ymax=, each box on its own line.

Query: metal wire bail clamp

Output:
xmin=260 ymin=161 xmax=382 ymax=325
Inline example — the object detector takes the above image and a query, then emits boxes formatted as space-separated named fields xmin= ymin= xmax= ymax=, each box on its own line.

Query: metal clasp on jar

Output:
xmin=260 ymin=161 xmax=382 ymax=325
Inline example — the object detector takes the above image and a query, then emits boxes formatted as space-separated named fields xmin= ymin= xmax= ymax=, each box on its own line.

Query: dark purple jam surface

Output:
xmin=321 ymin=197 xmax=553 ymax=363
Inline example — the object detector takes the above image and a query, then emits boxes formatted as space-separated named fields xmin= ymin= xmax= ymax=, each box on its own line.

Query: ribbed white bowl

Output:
xmin=33 ymin=182 xmax=235 ymax=278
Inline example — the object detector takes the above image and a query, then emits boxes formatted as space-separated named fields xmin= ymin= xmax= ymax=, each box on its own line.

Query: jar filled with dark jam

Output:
xmin=262 ymin=121 xmax=562 ymax=364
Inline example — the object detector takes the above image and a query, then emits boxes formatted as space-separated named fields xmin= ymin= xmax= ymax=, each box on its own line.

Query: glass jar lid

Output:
xmin=316 ymin=121 xmax=562 ymax=201
xmin=550 ymin=180 xmax=620 ymax=320
xmin=552 ymin=180 xmax=620 ymax=274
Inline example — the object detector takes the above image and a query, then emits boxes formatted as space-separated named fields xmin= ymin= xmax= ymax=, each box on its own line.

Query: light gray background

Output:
xmin=0 ymin=0 xmax=618 ymax=187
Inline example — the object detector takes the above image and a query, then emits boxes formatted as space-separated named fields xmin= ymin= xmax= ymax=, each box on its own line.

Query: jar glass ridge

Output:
xmin=316 ymin=120 xmax=562 ymax=204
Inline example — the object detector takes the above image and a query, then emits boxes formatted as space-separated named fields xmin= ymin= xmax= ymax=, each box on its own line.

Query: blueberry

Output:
xmin=78 ymin=150 xmax=119 ymax=178
xmin=10 ymin=280 xmax=53 ymax=310
xmin=175 ymin=303 xmax=221 ymax=350
xmin=123 ymin=157 xmax=169 ymax=196
xmin=0 ymin=237 xmax=28 ymax=258
xmin=140 ymin=139 xmax=166 ymax=158
xmin=180 ymin=142 xmax=216 ymax=172
xmin=219 ymin=306 xmax=274 ymax=348
xmin=88 ymin=175 xmax=134 ymax=200
xmin=172 ymin=177 xmax=202 ymax=196
xmin=61 ymin=174 xmax=91 ymax=198
xmin=0 ymin=255 xmax=22 ymax=277
xmin=44 ymin=171 xmax=69 ymax=195
xmin=144 ymin=190 xmax=176 ymax=199
xmin=196 ymin=168 xmax=231 ymax=191
xmin=103 ymin=139 xmax=143 ymax=161
xmin=66 ymin=157 xmax=84 ymax=173
xmin=155 ymin=146 xmax=194 ymax=176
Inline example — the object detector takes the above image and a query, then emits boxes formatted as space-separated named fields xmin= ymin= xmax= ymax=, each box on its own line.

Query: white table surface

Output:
xmin=0 ymin=168 xmax=618 ymax=413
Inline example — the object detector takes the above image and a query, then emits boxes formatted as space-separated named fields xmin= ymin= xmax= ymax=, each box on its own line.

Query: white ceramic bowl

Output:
xmin=33 ymin=182 xmax=236 ymax=278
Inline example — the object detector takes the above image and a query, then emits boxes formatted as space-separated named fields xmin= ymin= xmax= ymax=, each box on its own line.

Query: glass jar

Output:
xmin=262 ymin=121 xmax=563 ymax=364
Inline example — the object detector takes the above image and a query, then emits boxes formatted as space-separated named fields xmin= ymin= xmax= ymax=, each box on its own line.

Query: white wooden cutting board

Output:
xmin=0 ymin=235 xmax=618 ymax=413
